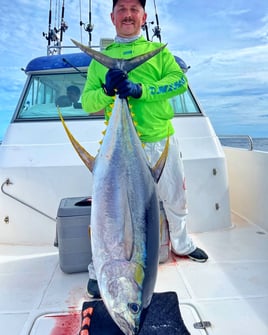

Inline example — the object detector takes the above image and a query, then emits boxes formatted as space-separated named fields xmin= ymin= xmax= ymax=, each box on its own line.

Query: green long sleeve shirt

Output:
xmin=82 ymin=36 xmax=188 ymax=143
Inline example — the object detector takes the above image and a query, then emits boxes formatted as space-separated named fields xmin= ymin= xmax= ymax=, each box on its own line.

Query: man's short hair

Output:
xmin=67 ymin=85 xmax=81 ymax=96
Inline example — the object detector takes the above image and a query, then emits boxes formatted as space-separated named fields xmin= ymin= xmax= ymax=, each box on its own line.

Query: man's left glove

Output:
xmin=117 ymin=80 xmax=142 ymax=99
xmin=103 ymin=69 xmax=127 ymax=96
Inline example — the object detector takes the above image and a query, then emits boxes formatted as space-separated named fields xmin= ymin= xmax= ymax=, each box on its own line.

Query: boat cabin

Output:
xmin=15 ymin=53 xmax=199 ymax=120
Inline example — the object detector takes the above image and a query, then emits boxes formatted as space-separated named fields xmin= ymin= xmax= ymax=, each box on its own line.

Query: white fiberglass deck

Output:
xmin=0 ymin=212 xmax=267 ymax=335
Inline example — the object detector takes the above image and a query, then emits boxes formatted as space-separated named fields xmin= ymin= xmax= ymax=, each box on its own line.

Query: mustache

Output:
xmin=122 ymin=17 xmax=134 ymax=23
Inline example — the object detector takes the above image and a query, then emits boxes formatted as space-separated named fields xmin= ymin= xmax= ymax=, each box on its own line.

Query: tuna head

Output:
xmin=100 ymin=261 xmax=145 ymax=335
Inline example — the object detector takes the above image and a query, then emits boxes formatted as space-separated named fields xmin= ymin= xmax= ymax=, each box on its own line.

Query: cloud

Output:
xmin=0 ymin=0 xmax=268 ymax=140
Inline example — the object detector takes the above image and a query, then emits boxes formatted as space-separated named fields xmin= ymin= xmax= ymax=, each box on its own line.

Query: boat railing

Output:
xmin=46 ymin=38 xmax=114 ymax=55
xmin=218 ymin=135 xmax=254 ymax=151
xmin=1 ymin=178 xmax=56 ymax=222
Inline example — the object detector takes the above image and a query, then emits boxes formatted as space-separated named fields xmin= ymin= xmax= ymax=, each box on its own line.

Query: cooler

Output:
xmin=56 ymin=196 xmax=92 ymax=273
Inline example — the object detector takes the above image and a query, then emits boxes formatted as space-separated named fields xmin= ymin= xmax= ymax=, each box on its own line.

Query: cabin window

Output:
xmin=170 ymin=87 xmax=203 ymax=116
xmin=16 ymin=72 xmax=201 ymax=120
xmin=16 ymin=72 xmax=104 ymax=120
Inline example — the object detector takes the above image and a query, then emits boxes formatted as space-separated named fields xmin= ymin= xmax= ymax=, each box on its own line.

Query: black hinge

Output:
xmin=193 ymin=321 xmax=212 ymax=329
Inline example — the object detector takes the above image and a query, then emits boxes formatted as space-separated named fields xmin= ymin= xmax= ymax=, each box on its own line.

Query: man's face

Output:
xmin=111 ymin=0 xmax=147 ymax=38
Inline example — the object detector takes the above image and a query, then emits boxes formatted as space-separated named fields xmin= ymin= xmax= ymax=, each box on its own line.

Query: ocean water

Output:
xmin=219 ymin=137 xmax=268 ymax=152
xmin=1 ymin=131 xmax=267 ymax=152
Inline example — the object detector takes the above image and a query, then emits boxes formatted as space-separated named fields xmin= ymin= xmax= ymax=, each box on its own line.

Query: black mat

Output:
xmin=79 ymin=292 xmax=191 ymax=335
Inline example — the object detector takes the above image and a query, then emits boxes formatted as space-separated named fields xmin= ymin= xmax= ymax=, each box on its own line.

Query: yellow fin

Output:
xmin=152 ymin=136 xmax=169 ymax=183
xmin=58 ymin=108 xmax=95 ymax=172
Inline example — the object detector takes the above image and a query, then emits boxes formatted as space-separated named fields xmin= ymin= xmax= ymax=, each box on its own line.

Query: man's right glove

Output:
xmin=117 ymin=80 xmax=142 ymax=99
xmin=102 ymin=69 xmax=127 ymax=96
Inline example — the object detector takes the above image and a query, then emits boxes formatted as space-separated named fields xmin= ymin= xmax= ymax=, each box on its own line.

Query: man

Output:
xmin=67 ymin=85 xmax=82 ymax=108
xmin=82 ymin=0 xmax=208 ymax=297
xmin=55 ymin=95 xmax=72 ymax=107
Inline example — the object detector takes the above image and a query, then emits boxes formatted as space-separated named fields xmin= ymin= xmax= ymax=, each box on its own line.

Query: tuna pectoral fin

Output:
xmin=151 ymin=137 xmax=169 ymax=183
xmin=58 ymin=109 xmax=95 ymax=172
xmin=124 ymin=198 xmax=134 ymax=261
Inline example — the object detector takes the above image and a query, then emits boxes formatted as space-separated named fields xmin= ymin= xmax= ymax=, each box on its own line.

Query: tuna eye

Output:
xmin=128 ymin=303 xmax=140 ymax=314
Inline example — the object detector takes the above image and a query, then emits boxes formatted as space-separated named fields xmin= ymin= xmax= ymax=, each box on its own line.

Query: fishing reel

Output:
xmin=80 ymin=20 xmax=94 ymax=34
xmin=43 ymin=20 xmax=68 ymax=43
xmin=152 ymin=25 xmax=161 ymax=42
xmin=142 ymin=0 xmax=162 ymax=42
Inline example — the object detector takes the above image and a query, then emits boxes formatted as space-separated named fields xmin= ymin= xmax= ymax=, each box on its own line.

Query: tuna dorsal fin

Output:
xmin=71 ymin=38 xmax=167 ymax=72
xmin=58 ymin=109 xmax=95 ymax=172
xmin=151 ymin=136 xmax=169 ymax=183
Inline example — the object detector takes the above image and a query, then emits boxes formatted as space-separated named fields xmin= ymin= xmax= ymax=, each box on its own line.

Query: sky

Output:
xmin=0 ymin=0 xmax=268 ymax=141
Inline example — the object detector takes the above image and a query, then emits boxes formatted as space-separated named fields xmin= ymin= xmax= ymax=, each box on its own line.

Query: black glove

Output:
xmin=117 ymin=80 xmax=142 ymax=99
xmin=103 ymin=69 xmax=127 ymax=96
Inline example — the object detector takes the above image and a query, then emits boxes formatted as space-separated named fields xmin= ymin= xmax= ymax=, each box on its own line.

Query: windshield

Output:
xmin=170 ymin=88 xmax=202 ymax=115
xmin=16 ymin=72 xmax=94 ymax=120
xmin=15 ymin=72 xmax=202 ymax=120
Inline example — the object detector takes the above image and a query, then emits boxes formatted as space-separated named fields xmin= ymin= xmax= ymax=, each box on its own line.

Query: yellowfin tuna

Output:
xmin=59 ymin=40 xmax=168 ymax=335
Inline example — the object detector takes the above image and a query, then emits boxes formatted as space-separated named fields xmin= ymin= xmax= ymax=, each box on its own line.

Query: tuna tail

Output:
xmin=71 ymin=38 xmax=166 ymax=72
xmin=58 ymin=109 xmax=95 ymax=172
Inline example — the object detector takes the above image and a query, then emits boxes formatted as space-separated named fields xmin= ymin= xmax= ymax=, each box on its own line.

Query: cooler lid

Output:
xmin=57 ymin=197 xmax=92 ymax=217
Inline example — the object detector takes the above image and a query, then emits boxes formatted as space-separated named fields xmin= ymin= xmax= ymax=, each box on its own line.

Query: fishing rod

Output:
xmin=43 ymin=0 xmax=54 ymax=48
xmin=48 ymin=0 xmax=52 ymax=46
xmin=151 ymin=0 xmax=161 ymax=42
xmin=80 ymin=0 xmax=94 ymax=46
xmin=142 ymin=0 xmax=161 ymax=42
xmin=43 ymin=0 xmax=68 ymax=55
xmin=60 ymin=0 xmax=68 ymax=43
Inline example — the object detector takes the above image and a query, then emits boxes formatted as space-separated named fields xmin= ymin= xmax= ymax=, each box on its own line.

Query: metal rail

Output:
xmin=1 ymin=178 xmax=56 ymax=222
xmin=218 ymin=135 xmax=254 ymax=151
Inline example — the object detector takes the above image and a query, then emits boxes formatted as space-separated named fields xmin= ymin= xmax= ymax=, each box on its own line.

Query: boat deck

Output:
xmin=0 ymin=212 xmax=267 ymax=335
